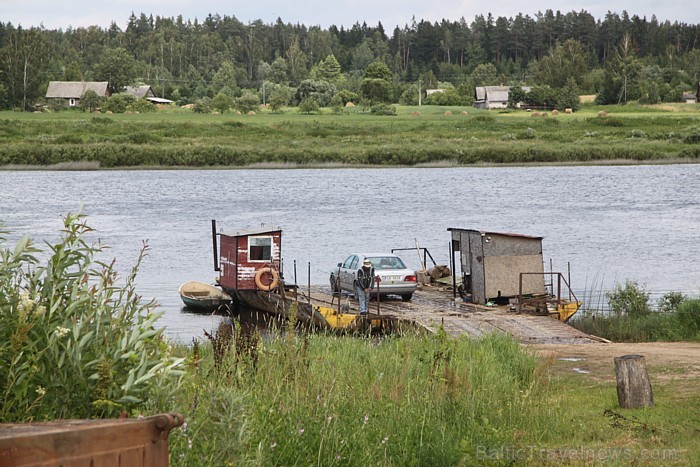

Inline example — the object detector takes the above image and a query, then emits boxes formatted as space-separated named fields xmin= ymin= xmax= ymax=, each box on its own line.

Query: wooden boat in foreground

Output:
xmin=179 ymin=281 xmax=232 ymax=311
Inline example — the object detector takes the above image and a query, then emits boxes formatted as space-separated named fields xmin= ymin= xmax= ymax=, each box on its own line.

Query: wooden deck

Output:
xmin=302 ymin=285 xmax=601 ymax=345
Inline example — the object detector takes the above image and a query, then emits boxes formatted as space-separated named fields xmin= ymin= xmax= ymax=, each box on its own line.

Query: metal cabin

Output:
xmin=213 ymin=222 xmax=282 ymax=292
xmin=449 ymin=228 xmax=545 ymax=305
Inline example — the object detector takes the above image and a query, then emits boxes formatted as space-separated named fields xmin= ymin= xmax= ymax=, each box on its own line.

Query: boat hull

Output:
xmin=180 ymin=294 xmax=232 ymax=312
xmin=179 ymin=281 xmax=233 ymax=312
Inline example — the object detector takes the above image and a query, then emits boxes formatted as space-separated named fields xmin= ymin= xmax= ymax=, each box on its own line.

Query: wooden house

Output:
xmin=125 ymin=85 xmax=156 ymax=99
xmin=124 ymin=85 xmax=174 ymax=104
xmin=45 ymin=81 xmax=110 ymax=107
xmin=473 ymin=86 xmax=511 ymax=109
xmin=216 ymin=225 xmax=282 ymax=292
xmin=473 ymin=86 xmax=530 ymax=110
xmin=448 ymin=228 xmax=545 ymax=305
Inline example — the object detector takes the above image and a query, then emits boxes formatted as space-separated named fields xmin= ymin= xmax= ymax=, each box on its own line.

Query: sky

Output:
xmin=0 ymin=0 xmax=694 ymax=31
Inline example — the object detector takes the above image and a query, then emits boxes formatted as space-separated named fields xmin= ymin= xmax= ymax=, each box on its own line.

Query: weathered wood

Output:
xmin=0 ymin=413 xmax=183 ymax=467
xmin=614 ymin=355 xmax=654 ymax=408
xmin=308 ymin=286 xmax=599 ymax=344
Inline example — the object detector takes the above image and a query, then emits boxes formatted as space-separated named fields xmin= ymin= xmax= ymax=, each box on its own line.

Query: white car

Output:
xmin=330 ymin=253 xmax=417 ymax=301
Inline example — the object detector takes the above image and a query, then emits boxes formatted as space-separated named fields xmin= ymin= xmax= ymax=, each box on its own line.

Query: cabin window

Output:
xmin=249 ymin=236 xmax=272 ymax=262
xmin=69 ymin=98 xmax=76 ymax=106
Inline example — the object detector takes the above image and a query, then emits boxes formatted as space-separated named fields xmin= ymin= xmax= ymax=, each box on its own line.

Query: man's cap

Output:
xmin=363 ymin=259 xmax=372 ymax=265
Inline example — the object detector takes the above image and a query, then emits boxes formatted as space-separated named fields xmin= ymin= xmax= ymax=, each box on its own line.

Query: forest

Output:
xmin=1 ymin=9 xmax=700 ymax=111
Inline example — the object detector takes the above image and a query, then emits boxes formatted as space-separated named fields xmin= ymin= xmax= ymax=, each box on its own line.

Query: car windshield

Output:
xmin=367 ymin=256 xmax=406 ymax=270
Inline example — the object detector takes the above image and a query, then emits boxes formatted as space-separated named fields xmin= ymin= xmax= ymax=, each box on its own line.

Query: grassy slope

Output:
xmin=2 ymin=103 xmax=700 ymax=168
xmin=162 ymin=331 xmax=699 ymax=466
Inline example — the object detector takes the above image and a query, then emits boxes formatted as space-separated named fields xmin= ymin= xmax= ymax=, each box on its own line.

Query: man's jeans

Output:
xmin=354 ymin=284 xmax=370 ymax=314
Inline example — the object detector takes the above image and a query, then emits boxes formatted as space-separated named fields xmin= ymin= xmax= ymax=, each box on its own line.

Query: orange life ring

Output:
xmin=255 ymin=267 xmax=279 ymax=291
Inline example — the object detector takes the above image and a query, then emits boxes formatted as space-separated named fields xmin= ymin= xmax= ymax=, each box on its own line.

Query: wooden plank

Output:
xmin=0 ymin=413 xmax=182 ymax=467
xmin=306 ymin=286 xmax=598 ymax=344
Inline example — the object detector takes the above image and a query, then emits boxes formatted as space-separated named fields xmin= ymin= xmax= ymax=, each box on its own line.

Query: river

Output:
xmin=1 ymin=164 xmax=699 ymax=342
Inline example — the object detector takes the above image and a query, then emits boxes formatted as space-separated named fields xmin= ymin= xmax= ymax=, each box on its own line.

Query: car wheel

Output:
xmin=401 ymin=293 xmax=413 ymax=301
xmin=330 ymin=274 xmax=339 ymax=293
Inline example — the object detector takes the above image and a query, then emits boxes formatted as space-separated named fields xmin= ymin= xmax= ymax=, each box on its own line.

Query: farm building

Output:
xmin=448 ymin=228 xmax=545 ymax=305
xmin=45 ymin=81 xmax=110 ymax=107
xmin=473 ymin=86 xmax=530 ymax=110
xmin=473 ymin=86 xmax=511 ymax=109
xmin=124 ymin=85 xmax=174 ymax=104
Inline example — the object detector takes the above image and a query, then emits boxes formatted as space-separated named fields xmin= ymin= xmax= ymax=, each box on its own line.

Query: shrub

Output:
xmin=658 ymin=291 xmax=686 ymax=313
xmin=0 ymin=213 xmax=183 ymax=422
xmin=298 ymin=97 xmax=320 ymax=114
xmin=235 ymin=94 xmax=260 ymax=113
xmin=80 ymin=90 xmax=105 ymax=112
xmin=128 ymin=98 xmax=157 ymax=113
xmin=370 ymin=103 xmax=397 ymax=116
xmin=104 ymin=94 xmax=136 ymax=113
xmin=606 ymin=280 xmax=651 ymax=317
xmin=192 ymin=98 xmax=212 ymax=114
xmin=675 ymin=299 xmax=700 ymax=336
xmin=211 ymin=93 xmax=235 ymax=113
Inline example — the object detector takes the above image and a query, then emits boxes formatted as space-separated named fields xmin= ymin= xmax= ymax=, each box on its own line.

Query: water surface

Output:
xmin=1 ymin=165 xmax=698 ymax=341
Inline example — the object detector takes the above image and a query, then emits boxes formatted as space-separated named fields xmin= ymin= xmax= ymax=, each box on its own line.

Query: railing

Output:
xmin=518 ymin=272 xmax=579 ymax=320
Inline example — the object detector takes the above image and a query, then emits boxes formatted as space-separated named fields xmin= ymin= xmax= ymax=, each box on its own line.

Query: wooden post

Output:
xmin=614 ymin=355 xmax=654 ymax=408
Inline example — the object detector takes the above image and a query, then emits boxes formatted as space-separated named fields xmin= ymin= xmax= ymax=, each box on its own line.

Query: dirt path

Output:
xmin=528 ymin=342 xmax=700 ymax=384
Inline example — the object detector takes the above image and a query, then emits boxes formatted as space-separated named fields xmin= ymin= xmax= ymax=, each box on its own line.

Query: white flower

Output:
xmin=54 ymin=327 xmax=70 ymax=338
xmin=35 ymin=386 xmax=46 ymax=397
xmin=33 ymin=305 xmax=46 ymax=318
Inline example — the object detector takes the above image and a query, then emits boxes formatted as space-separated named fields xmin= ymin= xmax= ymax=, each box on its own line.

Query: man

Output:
xmin=354 ymin=258 xmax=375 ymax=315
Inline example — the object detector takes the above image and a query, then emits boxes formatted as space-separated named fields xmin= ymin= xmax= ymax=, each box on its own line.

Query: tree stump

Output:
xmin=614 ymin=355 xmax=654 ymax=408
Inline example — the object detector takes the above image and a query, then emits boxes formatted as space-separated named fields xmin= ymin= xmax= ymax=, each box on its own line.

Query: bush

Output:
xmin=235 ymin=94 xmax=260 ymax=113
xmin=211 ymin=93 xmax=235 ymax=113
xmin=104 ymin=94 xmax=136 ymax=113
xmin=370 ymin=103 xmax=397 ymax=116
xmin=192 ymin=98 xmax=212 ymax=114
xmin=606 ymin=281 xmax=651 ymax=317
xmin=298 ymin=97 xmax=320 ymax=114
xmin=80 ymin=90 xmax=105 ymax=112
xmin=658 ymin=291 xmax=686 ymax=313
xmin=128 ymin=98 xmax=157 ymax=113
xmin=0 ymin=213 xmax=183 ymax=422
xmin=675 ymin=299 xmax=700 ymax=337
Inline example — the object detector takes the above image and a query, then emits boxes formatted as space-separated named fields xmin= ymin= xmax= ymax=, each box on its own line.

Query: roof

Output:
xmin=46 ymin=81 xmax=109 ymax=98
xmin=146 ymin=97 xmax=174 ymax=104
xmin=447 ymin=228 xmax=543 ymax=240
xmin=222 ymin=225 xmax=282 ymax=237
xmin=125 ymin=85 xmax=155 ymax=99
xmin=474 ymin=86 xmax=530 ymax=103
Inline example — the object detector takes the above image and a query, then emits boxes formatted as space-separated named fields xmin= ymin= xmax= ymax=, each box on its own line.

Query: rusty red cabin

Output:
xmin=217 ymin=225 xmax=282 ymax=291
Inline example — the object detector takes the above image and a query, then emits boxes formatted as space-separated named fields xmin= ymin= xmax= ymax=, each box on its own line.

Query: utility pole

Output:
xmin=418 ymin=78 xmax=422 ymax=106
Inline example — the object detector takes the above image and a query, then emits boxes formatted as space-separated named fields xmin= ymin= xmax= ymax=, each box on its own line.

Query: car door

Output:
xmin=340 ymin=255 xmax=358 ymax=291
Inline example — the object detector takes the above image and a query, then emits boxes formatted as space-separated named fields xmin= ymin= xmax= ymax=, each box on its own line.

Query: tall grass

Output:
xmin=166 ymin=328 xmax=563 ymax=465
xmin=571 ymin=281 xmax=700 ymax=342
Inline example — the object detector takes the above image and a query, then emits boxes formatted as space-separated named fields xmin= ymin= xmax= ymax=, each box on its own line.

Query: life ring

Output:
xmin=255 ymin=267 xmax=279 ymax=291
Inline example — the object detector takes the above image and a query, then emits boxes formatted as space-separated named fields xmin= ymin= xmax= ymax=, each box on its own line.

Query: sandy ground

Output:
xmin=527 ymin=342 xmax=700 ymax=384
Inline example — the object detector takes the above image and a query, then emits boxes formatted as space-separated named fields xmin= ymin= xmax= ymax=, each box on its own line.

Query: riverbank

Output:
xmin=2 ymin=104 xmax=700 ymax=168
xmin=164 ymin=331 xmax=700 ymax=465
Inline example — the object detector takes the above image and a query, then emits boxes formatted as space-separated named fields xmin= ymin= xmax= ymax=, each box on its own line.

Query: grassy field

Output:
xmin=1 ymin=103 xmax=700 ymax=168
xmin=160 ymin=327 xmax=699 ymax=466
